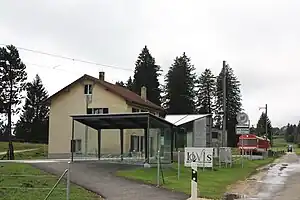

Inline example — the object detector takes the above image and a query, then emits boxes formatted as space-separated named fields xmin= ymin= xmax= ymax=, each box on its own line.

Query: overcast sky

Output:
xmin=1 ymin=0 xmax=300 ymax=127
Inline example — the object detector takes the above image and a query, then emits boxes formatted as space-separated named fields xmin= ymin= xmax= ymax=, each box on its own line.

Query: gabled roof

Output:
xmin=45 ymin=74 xmax=164 ymax=112
xmin=165 ymin=114 xmax=211 ymax=126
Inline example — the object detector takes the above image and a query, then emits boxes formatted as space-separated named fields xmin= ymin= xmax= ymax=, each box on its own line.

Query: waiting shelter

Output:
xmin=70 ymin=112 xmax=177 ymax=165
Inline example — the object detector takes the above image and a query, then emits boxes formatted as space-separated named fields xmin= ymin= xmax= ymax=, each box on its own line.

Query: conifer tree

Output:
xmin=15 ymin=74 xmax=49 ymax=143
xmin=164 ymin=52 xmax=197 ymax=114
xmin=196 ymin=68 xmax=216 ymax=114
xmin=132 ymin=46 xmax=161 ymax=105
xmin=0 ymin=45 xmax=27 ymax=159
xmin=215 ymin=64 xmax=242 ymax=147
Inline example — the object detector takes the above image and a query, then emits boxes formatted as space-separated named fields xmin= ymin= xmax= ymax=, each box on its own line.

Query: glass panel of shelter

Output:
xmin=72 ymin=115 xmax=173 ymax=164
xmin=148 ymin=116 xmax=173 ymax=164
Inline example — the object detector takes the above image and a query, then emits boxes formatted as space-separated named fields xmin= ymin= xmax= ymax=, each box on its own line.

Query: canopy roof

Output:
xmin=165 ymin=114 xmax=211 ymax=126
xmin=71 ymin=112 xmax=176 ymax=130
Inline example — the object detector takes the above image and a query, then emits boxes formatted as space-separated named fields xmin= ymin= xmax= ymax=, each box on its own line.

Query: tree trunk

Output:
xmin=7 ymin=102 xmax=14 ymax=160
xmin=7 ymin=69 xmax=14 ymax=160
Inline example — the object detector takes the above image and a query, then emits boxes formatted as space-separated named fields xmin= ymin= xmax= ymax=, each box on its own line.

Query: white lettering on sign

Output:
xmin=184 ymin=147 xmax=213 ymax=168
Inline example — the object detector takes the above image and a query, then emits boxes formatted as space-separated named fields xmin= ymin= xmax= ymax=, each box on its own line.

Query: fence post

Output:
xmin=191 ymin=162 xmax=198 ymax=200
xmin=67 ymin=161 xmax=71 ymax=200
xmin=202 ymin=151 xmax=205 ymax=171
xmin=177 ymin=150 xmax=180 ymax=180
xmin=157 ymin=150 xmax=160 ymax=186
xmin=218 ymin=147 xmax=221 ymax=168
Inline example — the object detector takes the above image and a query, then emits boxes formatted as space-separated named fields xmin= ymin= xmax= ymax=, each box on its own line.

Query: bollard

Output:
xmin=177 ymin=150 xmax=180 ymax=180
xmin=66 ymin=161 xmax=71 ymax=200
xmin=157 ymin=150 xmax=160 ymax=186
xmin=191 ymin=162 xmax=198 ymax=200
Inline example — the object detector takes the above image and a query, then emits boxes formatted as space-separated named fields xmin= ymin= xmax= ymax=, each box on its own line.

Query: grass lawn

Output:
xmin=0 ymin=141 xmax=46 ymax=152
xmin=0 ymin=163 xmax=100 ymax=200
xmin=0 ymin=143 xmax=101 ymax=200
xmin=271 ymin=137 xmax=300 ymax=155
xmin=13 ymin=147 xmax=48 ymax=160
xmin=117 ymin=158 xmax=275 ymax=199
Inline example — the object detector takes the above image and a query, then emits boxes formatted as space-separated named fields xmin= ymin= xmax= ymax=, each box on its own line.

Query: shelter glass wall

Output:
xmin=148 ymin=117 xmax=173 ymax=164
xmin=71 ymin=114 xmax=175 ymax=164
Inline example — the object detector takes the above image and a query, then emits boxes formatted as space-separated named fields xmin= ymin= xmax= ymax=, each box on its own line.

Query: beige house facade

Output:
xmin=47 ymin=72 xmax=164 ymax=159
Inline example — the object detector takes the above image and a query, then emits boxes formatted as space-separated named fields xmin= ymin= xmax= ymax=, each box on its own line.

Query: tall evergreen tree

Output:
xmin=126 ymin=76 xmax=133 ymax=91
xmin=285 ymin=123 xmax=293 ymax=142
xmin=295 ymin=122 xmax=300 ymax=144
xmin=250 ymin=125 xmax=256 ymax=134
xmin=215 ymin=64 xmax=242 ymax=147
xmin=132 ymin=46 xmax=161 ymax=105
xmin=196 ymin=68 xmax=216 ymax=114
xmin=0 ymin=45 xmax=27 ymax=159
xmin=256 ymin=112 xmax=273 ymax=142
xmin=164 ymin=52 xmax=197 ymax=114
xmin=15 ymin=74 xmax=49 ymax=143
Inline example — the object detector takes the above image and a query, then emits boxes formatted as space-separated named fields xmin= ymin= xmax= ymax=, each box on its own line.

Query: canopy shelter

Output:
xmin=70 ymin=112 xmax=177 ymax=164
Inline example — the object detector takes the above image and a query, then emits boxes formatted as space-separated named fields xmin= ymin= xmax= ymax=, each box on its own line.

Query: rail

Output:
xmin=43 ymin=161 xmax=71 ymax=200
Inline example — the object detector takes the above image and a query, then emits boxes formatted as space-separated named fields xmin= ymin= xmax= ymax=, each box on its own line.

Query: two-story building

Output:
xmin=46 ymin=72 xmax=165 ymax=159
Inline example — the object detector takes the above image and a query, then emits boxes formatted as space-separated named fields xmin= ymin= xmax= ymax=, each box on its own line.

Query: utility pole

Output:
xmin=222 ymin=60 xmax=226 ymax=147
xmin=259 ymin=104 xmax=270 ymax=145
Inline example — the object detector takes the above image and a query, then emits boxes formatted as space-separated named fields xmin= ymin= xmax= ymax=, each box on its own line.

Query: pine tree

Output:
xmin=256 ymin=112 xmax=273 ymax=142
xmin=215 ymin=64 xmax=242 ymax=147
xmin=115 ymin=81 xmax=125 ymax=87
xmin=132 ymin=46 xmax=161 ymax=105
xmin=15 ymin=74 xmax=49 ymax=143
xmin=126 ymin=76 xmax=133 ymax=91
xmin=296 ymin=122 xmax=300 ymax=144
xmin=196 ymin=68 xmax=216 ymax=114
xmin=0 ymin=45 xmax=27 ymax=159
xmin=250 ymin=125 xmax=256 ymax=134
xmin=164 ymin=52 xmax=197 ymax=114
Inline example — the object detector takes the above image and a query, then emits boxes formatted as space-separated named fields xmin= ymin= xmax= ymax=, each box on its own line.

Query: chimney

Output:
xmin=99 ymin=72 xmax=105 ymax=81
xmin=141 ymin=86 xmax=147 ymax=100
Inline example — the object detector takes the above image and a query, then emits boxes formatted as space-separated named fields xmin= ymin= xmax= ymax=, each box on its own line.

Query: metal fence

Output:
xmin=0 ymin=162 xmax=101 ymax=200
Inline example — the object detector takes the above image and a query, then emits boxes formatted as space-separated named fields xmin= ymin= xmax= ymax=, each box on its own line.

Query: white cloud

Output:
xmin=1 ymin=0 xmax=299 ymax=127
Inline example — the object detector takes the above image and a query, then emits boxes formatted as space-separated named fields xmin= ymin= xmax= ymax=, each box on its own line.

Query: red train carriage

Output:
xmin=237 ymin=134 xmax=270 ymax=155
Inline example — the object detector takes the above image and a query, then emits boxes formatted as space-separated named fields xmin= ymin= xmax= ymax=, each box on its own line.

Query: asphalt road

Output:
xmin=243 ymin=152 xmax=300 ymax=200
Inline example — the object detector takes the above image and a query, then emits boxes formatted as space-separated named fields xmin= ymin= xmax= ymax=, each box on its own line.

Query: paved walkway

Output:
xmin=33 ymin=161 xmax=189 ymax=200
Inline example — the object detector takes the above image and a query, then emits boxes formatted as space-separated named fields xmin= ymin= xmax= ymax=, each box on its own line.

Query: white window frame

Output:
xmin=84 ymin=84 xmax=92 ymax=95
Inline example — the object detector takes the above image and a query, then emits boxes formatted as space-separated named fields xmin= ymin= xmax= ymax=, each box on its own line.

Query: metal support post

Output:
xmin=177 ymin=150 xmax=180 ymax=180
xmin=157 ymin=150 xmax=160 ymax=186
xmin=202 ymin=152 xmax=205 ymax=171
xmin=241 ymin=138 xmax=244 ymax=168
xmin=222 ymin=60 xmax=227 ymax=147
xmin=66 ymin=161 xmax=71 ymax=200
xmin=265 ymin=104 xmax=269 ymax=145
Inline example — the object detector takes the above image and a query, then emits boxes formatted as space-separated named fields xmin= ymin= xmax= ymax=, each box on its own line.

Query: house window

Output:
xmin=130 ymin=135 xmax=139 ymax=151
xmin=87 ymin=108 xmax=109 ymax=114
xmin=75 ymin=139 xmax=82 ymax=152
xmin=132 ymin=108 xmax=140 ymax=113
xmin=141 ymin=110 xmax=147 ymax=112
xmin=140 ymin=136 xmax=144 ymax=152
xmin=212 ymin=132 xmax=218 ymax=139
xmin=130 ymin=135 xmax=145 ymax=152
xmin=84 ymin=84 xmax=92 ymax=95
